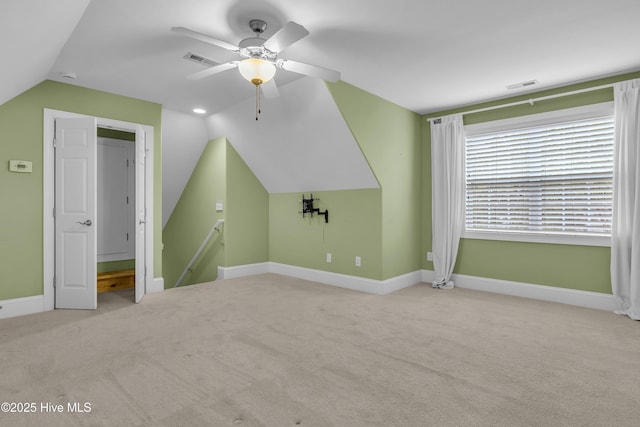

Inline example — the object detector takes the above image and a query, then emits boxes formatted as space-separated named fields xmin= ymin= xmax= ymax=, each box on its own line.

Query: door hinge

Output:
xmin=126 ymin=196 xmax=129 ymax=204
xmin=53 ymin=207 xmax=56 ymax=218
xmin=53 ymin=275 xmax=56 ymax=289
xmin=126 ymin=232 xmax=129 ymax=241
xmin=53 ymin=137 xmax=57 ymax=148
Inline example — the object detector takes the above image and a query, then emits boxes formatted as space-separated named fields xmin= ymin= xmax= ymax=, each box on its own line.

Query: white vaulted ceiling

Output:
xmin=2 ymin=0 xmax=638 ymax=115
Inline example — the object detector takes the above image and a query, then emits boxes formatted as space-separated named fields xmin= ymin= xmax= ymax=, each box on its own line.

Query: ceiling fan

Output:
xmin=171 ymin=19 xmax=341 ymax=101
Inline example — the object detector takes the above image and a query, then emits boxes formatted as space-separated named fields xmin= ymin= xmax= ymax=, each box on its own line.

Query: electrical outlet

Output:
xmin=326 ymin=253 xmax=332 ymax=263
xmin=427 ymin=252 xmax=433 ymax=262
xmin=355 ymin=256 xmax=361 ymax=267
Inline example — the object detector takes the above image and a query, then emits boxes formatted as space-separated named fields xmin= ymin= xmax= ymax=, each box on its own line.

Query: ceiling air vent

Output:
xmin=183 ymin=52 xmax=218 ymax=67
xmin=506 ymin=80 xmax=539 ymax=90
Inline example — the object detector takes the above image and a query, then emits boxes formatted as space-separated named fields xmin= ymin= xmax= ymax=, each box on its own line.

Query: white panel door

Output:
xmin=55 ymin=117 xmax=97 ymax=309
xmin=134 ymin=126 xmax=147 ymax=303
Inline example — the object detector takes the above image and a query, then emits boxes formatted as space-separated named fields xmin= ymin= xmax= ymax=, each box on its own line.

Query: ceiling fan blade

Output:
xmin=171 ymin=26 xmax=239 ymax=52
xmin=263 ymin=21 xmax=309 ymax=53
xmin=278 ymin=60 xmax=341 ymax=82
xmin=261 ymin=79 xmax=280 ymax=98
xmin=187 ymin=62 xmax=238 ymax=80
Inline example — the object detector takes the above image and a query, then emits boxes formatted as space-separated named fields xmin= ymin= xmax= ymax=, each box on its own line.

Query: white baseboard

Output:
xmin=210 ymin=263 xmax=616 ymax=311
xmin=382 ymin=270 xmax=423 ymax=294
xmin=0 ymin=295 xmax=45 ymax=320
xmin=218 ymin=262 xmax=421 ymax=295
xmin=422 ymin=269 xmax=616 ymax=312
xmin=149 ymin=277 xmax=165 ymax=293
xmin=421 ymin=269 xmax=436 ymax=284
xmin=0 ymin=278 xmax=164 ymax=320
xmin=218 ymin=262 xmax=270 ymax=280
xmin=270 ymin=262 xmax=387 ymax=294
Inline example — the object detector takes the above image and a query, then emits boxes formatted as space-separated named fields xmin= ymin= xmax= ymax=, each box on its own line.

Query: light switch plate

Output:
xmin=216 ymin=201 xmax=224 ymax=211
xmin=9 ymin=160 xmax=32 ymax=173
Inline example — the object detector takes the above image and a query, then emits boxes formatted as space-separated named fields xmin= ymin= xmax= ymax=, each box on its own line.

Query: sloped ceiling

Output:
xmin=161 ymin=108 xmax=210 ymax=226
xmin=205 ymin=77 xmax=379 ymax=193
xmin=0 ymin=0 xmax=90 ymax=106
xmin=36 ymin=0 xmax=640 ymax=116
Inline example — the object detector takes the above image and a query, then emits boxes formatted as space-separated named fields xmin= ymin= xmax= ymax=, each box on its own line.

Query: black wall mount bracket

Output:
xmin=300 ymin=193 xmax=329 ymax=223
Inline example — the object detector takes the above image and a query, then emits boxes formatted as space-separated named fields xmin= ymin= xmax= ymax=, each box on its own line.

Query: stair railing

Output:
xmin=174 ymin=219 xmax=224 ymax=288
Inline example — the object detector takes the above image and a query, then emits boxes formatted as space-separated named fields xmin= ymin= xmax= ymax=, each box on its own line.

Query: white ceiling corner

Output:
xmin=0 ymin=0 xmax=90 ymax=106
xmin=205 ymin=77 xmax=379 ymax=193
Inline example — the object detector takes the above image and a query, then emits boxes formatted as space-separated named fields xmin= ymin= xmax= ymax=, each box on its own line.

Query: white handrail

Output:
xmin=174 ymin=219 xmax=224 ymax=288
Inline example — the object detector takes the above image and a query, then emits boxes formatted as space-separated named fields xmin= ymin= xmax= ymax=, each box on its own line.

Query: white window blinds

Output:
xmin=465 ymin=114 xmax=614 ymax=238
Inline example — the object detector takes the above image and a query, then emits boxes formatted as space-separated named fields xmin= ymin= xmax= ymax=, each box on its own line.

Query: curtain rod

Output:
xmin=427 ymin=83 xmax=615 ymax=122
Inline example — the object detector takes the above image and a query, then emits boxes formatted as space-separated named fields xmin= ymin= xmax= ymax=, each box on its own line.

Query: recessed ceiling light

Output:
xmin=193 ymin=108 xmax=206 ymax=114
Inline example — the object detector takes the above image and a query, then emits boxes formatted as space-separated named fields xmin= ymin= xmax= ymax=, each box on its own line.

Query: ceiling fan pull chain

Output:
xmin=255 ymin=85 xmax=259 ymax=121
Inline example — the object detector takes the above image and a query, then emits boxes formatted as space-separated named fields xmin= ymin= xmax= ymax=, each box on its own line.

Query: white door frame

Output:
xmin=43 ymin=108 xmax=155 ymax=311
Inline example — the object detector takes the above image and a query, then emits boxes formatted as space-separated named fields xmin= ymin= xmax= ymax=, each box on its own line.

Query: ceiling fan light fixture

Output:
xmin=238 ymin=58 xmax=276 ymax=86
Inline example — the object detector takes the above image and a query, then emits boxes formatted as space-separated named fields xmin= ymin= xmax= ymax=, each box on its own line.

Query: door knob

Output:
xmin=76 ymin=220 xmax=92 ymax=226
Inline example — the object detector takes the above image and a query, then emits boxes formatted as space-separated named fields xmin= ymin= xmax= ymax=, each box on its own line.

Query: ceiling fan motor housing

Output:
xmin=173 ymin=17 xmax=340 ymax=84
xmin=239 ymin=19 xmax=276 ymax=60
xmin=249 ymin=19 xmax=267 ymax=34
xmin=238 ymin=43 xmax=276 ymax=61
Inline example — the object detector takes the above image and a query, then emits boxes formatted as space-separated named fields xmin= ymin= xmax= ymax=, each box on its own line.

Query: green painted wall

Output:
xmin=267 ymin=82 xmax=421 ymax=281
xmin=421 ymin=118 xmax=433 ymax=277
xmin=97 ymin=127 xmax=135 ymax=141
xmin=422 ymin=71 xmax=640 ymax=294
xmin=269 ymin=190 xmax=382 ymax=279
xmin=225 ymin=143 xmax=269 ymax=267
xmin=327 ymin=81 xmax=422 ymax=279
xmin=0 ymin=80 xmax=162 ymax=301
xmin=163 ymin=137 xmax=226 ymax=288
xmin=97 ymin=260 xmax=135 ymax=274
xmin=162 ymin=138 xmax=268 ymax=288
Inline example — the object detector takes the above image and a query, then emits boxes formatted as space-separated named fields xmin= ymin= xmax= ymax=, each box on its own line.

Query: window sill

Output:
xmin=462 ymin=230 xmax=611 ymax=247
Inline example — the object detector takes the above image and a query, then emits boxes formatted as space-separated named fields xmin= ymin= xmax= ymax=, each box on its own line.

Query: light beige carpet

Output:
xmin=1 ymin=273 xmax=639 ymax=426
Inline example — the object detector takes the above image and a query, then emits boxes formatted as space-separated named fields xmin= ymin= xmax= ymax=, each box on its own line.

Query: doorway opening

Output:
xmin=97 ymin=128 xmax=136 ymax=303
xmin=43 ymin=109 xmax=155 ymax=312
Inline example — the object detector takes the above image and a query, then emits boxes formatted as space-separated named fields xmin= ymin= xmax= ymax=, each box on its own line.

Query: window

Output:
xmin=464 ymin=103 xmax=614 ymax=246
